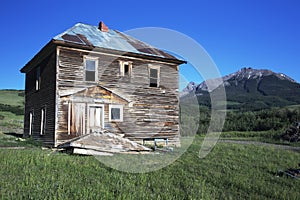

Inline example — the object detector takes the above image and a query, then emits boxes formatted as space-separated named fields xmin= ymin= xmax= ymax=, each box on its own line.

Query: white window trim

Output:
xmin=119 ymin=61 xmax=132 ymax=77
xmin=29 ymin=111 xmax=33 ymax=135
xmin=109 ymin=104 xmax=123 ymax=122
xmin=84 ymin=56 xmax=98 ymax=82
xmin=148 ymin=65 xmax=160 ymax=87
xmin=40 ymin=108 xmax=46 ymax=135
xmin=36 ymin=66 xmax=41 ymax=91
xmin=68 ymin=101 xmax=71 ymax=135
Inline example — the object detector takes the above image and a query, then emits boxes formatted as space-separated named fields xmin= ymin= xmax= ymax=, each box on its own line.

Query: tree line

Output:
xmin=180 ymin=104 xmax=300 ymax=134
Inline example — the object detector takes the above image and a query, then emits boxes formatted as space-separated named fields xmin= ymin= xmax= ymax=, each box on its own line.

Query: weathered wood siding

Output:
xmin=23 ymin=52 xmax=56 ymax=146
xmin=56 ymin=46 xmax=179 ymax=146
xmin=55 ymin=86 xmax=128 ymax=144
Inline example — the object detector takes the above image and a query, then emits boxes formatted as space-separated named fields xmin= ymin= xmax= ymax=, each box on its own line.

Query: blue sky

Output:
xmin=0 ymin=0 xmax=299 ymax=89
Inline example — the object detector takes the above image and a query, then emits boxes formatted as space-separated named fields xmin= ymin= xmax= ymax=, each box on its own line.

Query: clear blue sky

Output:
xmin=0 ymin=0 xmax=299 ymax=89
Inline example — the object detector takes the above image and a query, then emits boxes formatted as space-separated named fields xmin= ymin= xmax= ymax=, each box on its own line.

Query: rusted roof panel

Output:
xmin=53 ymin=23 xmax=178 ymax=60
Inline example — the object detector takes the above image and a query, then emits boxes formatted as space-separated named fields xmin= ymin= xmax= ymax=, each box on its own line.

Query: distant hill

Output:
xmin=181 ymin=68 xmax=300 ymax=111
xmin=0 ymin=90 xmax=24 ymax=134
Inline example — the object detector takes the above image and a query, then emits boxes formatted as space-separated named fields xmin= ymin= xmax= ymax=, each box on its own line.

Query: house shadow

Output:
xmin=4 ymin=132 xmax=23 ymax=138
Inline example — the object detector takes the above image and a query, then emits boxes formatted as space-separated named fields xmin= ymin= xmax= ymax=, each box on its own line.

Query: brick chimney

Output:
xmin=98 ymin=21 xmax=109 ymax=32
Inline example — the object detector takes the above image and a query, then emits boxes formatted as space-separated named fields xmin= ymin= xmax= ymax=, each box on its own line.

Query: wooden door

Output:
xmin=70 ymin=103 xmax=86 ymax=136
xmin=88 ymin=105 xmax=104 ymax=133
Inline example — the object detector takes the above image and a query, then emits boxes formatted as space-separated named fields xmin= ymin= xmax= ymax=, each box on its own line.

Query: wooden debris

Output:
xmin=58 ymin=130 xmax=151 ymax=155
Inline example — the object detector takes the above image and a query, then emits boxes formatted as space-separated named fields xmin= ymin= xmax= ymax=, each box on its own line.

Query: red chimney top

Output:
xmin=99 ymin=21 xmax=109 ymax=32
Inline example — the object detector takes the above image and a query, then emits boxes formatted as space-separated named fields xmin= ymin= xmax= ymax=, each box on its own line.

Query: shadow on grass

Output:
xmin=4 ymin=132 xmax=23 ymax=138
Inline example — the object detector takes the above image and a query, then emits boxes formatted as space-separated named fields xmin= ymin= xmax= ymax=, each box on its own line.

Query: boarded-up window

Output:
xmin=69 ymin=103 xmax=86 ymax=136
xmin=85 ymin=57 xmax=98 ymax=82
xmin=109 ymin=105 xmax=123 ymax=122
xmin=149 ymin=66 xmax=160 ymax=87
xmin=40 ymin=108 xmax=46 ymax=135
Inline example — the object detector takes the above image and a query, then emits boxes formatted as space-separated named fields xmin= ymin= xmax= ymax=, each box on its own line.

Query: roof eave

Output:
xmin=20 ymin=40 xmax=57 ymax=73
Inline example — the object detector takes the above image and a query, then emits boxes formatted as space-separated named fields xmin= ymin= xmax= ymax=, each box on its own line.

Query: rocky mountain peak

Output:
xmin=181 ymin=67 xmax=297 ymax=94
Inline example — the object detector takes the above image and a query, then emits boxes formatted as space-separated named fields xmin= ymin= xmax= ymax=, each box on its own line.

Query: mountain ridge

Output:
xmin=182 ymin=67 xmax=296 ymax=93
xmin=180 ymin=67 xmax=300 ymax=111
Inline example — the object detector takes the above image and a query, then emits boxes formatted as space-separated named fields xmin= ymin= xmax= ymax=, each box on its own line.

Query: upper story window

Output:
xmin=149 ymin=65 xmax=160 ymax=87
xmin=84 ymin=57 xmax=98 ymax=82
xmin=36 ymin=66 xmax=41 ymax=91
xmin=119 ymin=61 xmax=132 ymax=77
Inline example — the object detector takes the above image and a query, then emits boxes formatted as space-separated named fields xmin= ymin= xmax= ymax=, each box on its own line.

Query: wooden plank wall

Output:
xmin=23 ymin=52 xmax=57 ymax=146
xmin=56 ymin=47 xmax=180 ymax=146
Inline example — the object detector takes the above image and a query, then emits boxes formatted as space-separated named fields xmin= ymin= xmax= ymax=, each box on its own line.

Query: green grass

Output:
xmin=0 ymin=111 xmax=23 ymax=133
xmin=0 ymin=132 xmax=41 ymax=147
xmin=220 ymin=131 xmax=300 ymax=147
xmin=0 ymin=90 xmax=24 ymax=106
xmin=0 ymin=137 xmax=299 ymax=199
xmin=0 ymin=90 xmax=24 ymax=134
xmin=221 ymin=130 xmax=279 ymax=139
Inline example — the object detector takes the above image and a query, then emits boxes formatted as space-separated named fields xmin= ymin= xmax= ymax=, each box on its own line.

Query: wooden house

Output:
xmin=20 ymin=21 xmax=185 ymax=151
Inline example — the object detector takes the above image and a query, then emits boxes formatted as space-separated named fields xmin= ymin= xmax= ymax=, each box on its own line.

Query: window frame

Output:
xmin=84 ymin=56 xmax=98 ymax=82
xmin=29 ymin=110 xmax=34 ymax=136
xmin=148 ymin=65 xmax=160 ymax=87
xmin=40 ymin=108 xmax=46 ymax=135
xmin=109 ymin=104 xmax=123 ymax=122
xmin=36 ymin=66 xmax=41 ymax=91
xmin=119 ymin=61 xmax=132 ymax=77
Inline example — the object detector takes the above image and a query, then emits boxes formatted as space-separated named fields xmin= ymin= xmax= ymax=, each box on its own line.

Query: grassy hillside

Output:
xmin=0 ymin=137 xmax=299 ymax=199
xmin=0 ymin=90 xmax=24 ymax=134
xmin=0 ymin=90 xmax=24 ymax=106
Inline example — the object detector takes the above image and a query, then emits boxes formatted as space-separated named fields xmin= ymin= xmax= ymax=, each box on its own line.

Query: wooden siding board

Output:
xmin=55 ymin=46 xmax=180 ymax=146
xmin=23 ymin=51 xmax=57 ymax=146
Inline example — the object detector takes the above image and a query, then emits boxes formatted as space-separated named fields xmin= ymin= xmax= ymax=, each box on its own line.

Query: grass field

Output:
xmin=0 ymin=90 xmax=24 ymax=134
xmin=220 ymin=130 xmax=300 ymax=147
xmin=1 ymin=90 xmax=300 ymax=199
xmin=0 ymin=90 xmax=24 ymax=106
xmin=0 ymin=135 xmax=299 ymax=199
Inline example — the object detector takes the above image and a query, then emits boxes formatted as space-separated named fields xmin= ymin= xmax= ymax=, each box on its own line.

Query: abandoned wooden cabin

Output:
xmin=20 ymin=21 xmax=185 ymax=153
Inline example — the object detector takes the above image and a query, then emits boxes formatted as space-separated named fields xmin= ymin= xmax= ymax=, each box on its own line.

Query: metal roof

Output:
xmin=53 ymin=23 xmax=177 ymax=60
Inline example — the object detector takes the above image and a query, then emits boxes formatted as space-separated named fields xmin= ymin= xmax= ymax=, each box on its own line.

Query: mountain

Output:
xmin=181 ymin=67 xmax=300 ymax=111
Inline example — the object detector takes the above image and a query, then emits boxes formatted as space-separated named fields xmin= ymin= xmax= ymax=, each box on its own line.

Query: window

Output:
xmin=29 ymin=111 xmax=33 ymax=135
xmin=85 ymin=57 xmax=98 ymax=81
xmin=119 ymin=61 xmax=132 ymax=77
xmin=109 ymin=105 xmax=123 ymax=122
xmin=40 ymin=108 xmax=46 ymax=135
xmin=149 ymin=66 xmax=160 ymax=87
xmin=36 ymin=66 xmax=41 ymax=91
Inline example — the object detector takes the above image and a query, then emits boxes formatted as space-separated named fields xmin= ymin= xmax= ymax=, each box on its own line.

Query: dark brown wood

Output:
xmin=23 ymin=51 xmax=57 ymax=147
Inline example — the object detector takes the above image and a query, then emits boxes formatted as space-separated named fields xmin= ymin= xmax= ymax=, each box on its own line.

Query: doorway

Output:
xmin=88 ymin=104 xmax=104 ymax=133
